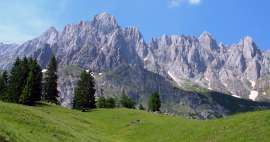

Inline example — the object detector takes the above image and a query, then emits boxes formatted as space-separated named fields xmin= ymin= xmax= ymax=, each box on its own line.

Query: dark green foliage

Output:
xmin=97 ymin=96 xmax=116 ymax=108
xmin=139 ymin=104 xmax=145 ymax=110
xmin=0 ymin=71 xmax=8 ymax=99
xmin=205 ymin=91 xmax=270 ymax=115
xmin=105 ymin=97 xmax=116 ymax=108
xmin=1 ymin=57 xmax=42 ymax=105
xmin=29 ymin=58 xmax=43 ymax=102
xmin=43 ymin=56 xmax=59 ymax=104
xmin=148 ymin=92 xmax=161 ymax=112
xmin=5 ymin=58 xmax=28 ymax=102
xmin=120 ymin=93 xmax=135 ymax=109
xmin=19 ymin=72 xmax=34 ymax=105
xmin=97 ymin=96 xmax=106 ymax=108
xmin=73 ymin=70 xmax=96 ymax=110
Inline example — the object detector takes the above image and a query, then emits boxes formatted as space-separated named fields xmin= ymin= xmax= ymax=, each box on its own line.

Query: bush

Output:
xmin=105 ymin=97 xmax=116 ymax=108
xmin=97 ymin=96 xmax=106 ymax=108
xmin=120 ymin=93 xmax=135 ymax=109
xmin=97 ymin=96 xmax=116 ymax=108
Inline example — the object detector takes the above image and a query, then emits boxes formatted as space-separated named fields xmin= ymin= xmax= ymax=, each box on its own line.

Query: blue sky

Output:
xmin=0 ymin=0 xmax=269 ymax=50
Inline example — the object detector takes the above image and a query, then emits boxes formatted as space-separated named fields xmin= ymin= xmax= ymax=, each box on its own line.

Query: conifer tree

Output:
xmin=6 ymin=58 xmax=28 ymax=102
xmin=73 ymin=70 xmax=96 ymax=110
xmin=19 ymin=71 xmax=34 ymax=105
xmin=2 ymin=57 xmax=42 ymax=105
xmin=148 ymin=92 xmax=161 ymax=112
xmin=0 ymin=71 xmax=8 ymax=99
xmin=44 ymin=56 xmax=58 ymax=104
xmin=29 ymin=58 xmax=42 ymax=102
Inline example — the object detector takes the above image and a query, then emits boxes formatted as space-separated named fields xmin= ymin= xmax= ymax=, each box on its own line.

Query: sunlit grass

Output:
xmin=0 ymin=101 xmax=270 ymax=142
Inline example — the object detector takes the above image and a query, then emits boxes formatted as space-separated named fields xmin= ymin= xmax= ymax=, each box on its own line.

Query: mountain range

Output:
xmin=1 ymin=12 xmax=270 ymax=119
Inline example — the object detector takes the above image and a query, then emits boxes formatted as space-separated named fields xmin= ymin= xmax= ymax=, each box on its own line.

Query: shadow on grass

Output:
xmin=76 ymin=108 xmax=100 ymax=113
xmin=34 ymin=102 xmax=51 ymax=107
xmin=0 ymin=135 xmax=9 ymax=142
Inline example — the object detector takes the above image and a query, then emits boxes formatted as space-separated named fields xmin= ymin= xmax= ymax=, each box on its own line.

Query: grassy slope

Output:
xmin=0 ymin=102 xmax=270 ymax=142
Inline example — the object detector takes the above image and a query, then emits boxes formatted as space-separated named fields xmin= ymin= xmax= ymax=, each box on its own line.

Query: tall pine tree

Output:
xmin=29 ymin=58 xmax=42 ymax=102
xmin=19 ymin=71 xmax=34 ymax=105
xmin=1 ymin=57 xmax=42 ymax=105
xmin=44 ymin=56 xmax=58 ymax=104
xmin=0 ymin=71 xmax=8 ymax=99
xmin=73 ymin=70 xmax=96 ymax=110
xmin=6 ymin=58 xmax=29 ymax=102
xmin=148 ymin=92 xmax=161 ymax=112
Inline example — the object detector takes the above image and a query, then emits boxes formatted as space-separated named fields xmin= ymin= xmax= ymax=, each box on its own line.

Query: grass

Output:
xmin=0 ymin=101 xmax=270 ymax=142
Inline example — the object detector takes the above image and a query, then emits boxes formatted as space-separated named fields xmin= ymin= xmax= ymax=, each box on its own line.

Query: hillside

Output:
xmin=0 ymin=102 xmax=270 ymax=142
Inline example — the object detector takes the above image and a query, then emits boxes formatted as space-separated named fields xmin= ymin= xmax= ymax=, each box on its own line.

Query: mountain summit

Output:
xmin=92 ymin=12 xmax=119 ymax=33
xmin=0 ymin=12 xmax=270 ymax=119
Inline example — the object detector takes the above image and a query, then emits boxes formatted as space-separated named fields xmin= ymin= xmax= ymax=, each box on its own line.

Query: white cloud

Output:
xmin=169 ymin=0 xmax=202 ymax=7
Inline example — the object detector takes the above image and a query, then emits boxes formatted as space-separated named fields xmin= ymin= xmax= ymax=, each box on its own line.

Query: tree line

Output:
xmin=0 ymin=56 xmax=58 ymax=105
xmin=0 ymin=56 xmax=161 ymax=112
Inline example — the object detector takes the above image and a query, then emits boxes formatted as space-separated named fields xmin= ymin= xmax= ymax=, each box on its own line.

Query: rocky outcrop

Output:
xmin=143 ymin=33 xmax=268 ymax=100
xmin=0 ymin=12 xmax=270 ymax=119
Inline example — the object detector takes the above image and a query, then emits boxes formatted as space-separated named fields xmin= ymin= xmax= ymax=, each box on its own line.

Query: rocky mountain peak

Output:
xmin=240 ymin=36 xmax=259 ymax=59
xmin=124 ymin=26 xmax=143 ymax=40
xmin=243 ymin=36 xmax=253 ymax=44
xmin=199 ymin=31 xmax=218 ymax=49
xmin=199 ymin=31 xmax=213 ymax=40
xmin=92 ymin=12 xmax=119 ymax=33
xmin=1 ymin=12 xmax=270 ymax=115
xmin=39 ymin=26 xmax=59 ymax=45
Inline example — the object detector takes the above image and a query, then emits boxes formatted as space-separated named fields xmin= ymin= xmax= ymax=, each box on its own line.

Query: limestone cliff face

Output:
xmin=0 ymin=13 xmax=270 ymax=119
xmin=143 ymin=33 xmax=267 ymax=101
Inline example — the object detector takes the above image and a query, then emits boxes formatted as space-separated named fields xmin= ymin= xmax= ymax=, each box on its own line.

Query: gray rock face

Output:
xmin=0 ymin=12 xmax=270 ymax=119
xmin=0 ymin=43 xmax=20 ymax=69
xmin=143 ymin=33 xmax=268 ymax=101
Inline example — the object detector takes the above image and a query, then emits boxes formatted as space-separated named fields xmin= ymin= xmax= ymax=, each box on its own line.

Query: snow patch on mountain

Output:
xmin=249 ymin=90 xmax=258 ymax=101
xmin=168 ymin=71 xmax=182 ymax=86
xmin=249 ymin=80 xmax=256 ymax=88
xmin=232 ymin=95 xmax=241 ymax=98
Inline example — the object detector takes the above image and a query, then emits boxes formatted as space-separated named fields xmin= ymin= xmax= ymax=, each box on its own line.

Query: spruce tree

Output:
xmin=148 ymin=92 xmax=161 ymax=112
xmin=19 ymin=71 xmax=34 ymax=105
xmin=44 ymin=56 xmax=58 ymax=104
xmin=73 ymin=70 xmax=96 ymax=110
xmin=6 ymin=58 xmax=29 ymax=102
xmin=29 ymin=58 xmax=42 ymax=102
xmin=0 ymin=71 xmax=8 ymax=99
xmin=2 ymin=57 xmax=42 ymax=104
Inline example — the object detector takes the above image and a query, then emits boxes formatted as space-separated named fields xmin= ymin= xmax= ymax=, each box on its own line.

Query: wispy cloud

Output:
xmin=169 ymin=0 xmax=202 ymax=8
xmin=0 ymin=0 xmax=67 ymax=43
